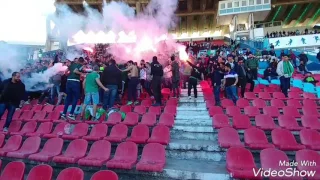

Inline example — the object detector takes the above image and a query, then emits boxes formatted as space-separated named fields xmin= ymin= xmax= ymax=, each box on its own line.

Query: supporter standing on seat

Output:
xmin=0 ymin=72 xmax=25 ymax=132
xmin=121 ymin=60 xmax=139 ymax=105
xmin=187 ymin=60 xmax=204 ymax=100
xmin=222 ymin=63 xmax=239 ymax=104
xmin=151 ymin=56 xmax=163 ymax=106
xmin=102 ymin=59 xmax=122 ymax=110
xmin=144 ymin=62 xmax=153 ymax=98
xmin=61 ymin=57 xmax=85 ymax=120
xmin=212 ymin=63 xmax=224 ymax=106
xmin=236 ymin=59 xmax=253 ymax=98
xmin=171 ymin=56 xmax=180 ymax=98
xmin=277 ymin=55 xmax=294 ymax=97
xmin=245 ymin=53 xmax=259 ymax=80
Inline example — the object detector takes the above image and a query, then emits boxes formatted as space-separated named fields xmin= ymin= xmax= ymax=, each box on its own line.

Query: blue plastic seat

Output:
xmin=292 ymin=80 xmax=303 ymax=88
xmin=316 ymin=87 xmax=320 ymax=93
xmin=303 ymin=83 xmax=316 ymax=93
xmin=259 ymin=79 xmax=270 ymax=85
xmin=270 ymin=79 xmax=280 ymax=85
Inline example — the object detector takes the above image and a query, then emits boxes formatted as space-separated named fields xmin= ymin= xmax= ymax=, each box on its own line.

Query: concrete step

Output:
xmin=174 ymin=119 xmax=212 ymax=126
xmin=167 ymin=149 xmax=226 ymax=161
xmin=180 ymin=93 xmax=204 ymax=97
xmin=176 ymin=110 xmax=209 ymax=116
xmin=181 ymin=88 xmax=203 ymax=93
xmin=179 ymin=97 xmax=206 ymax=103
xmin=171 ymin=131 xmax=217 ymax=141
xmin=176 ymin=114 xmax=211 ymax=120
xmin=168 ymin=139 xmax=220 ymax=152
xmin=178 ymin=102 xmax=207 ymax=108
xmin=172 ymin=125 xmax=214 ymax=133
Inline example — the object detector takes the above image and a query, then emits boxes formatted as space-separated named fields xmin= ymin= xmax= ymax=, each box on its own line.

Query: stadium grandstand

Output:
xmin=0 ymin=0 xmax=319 ymax=179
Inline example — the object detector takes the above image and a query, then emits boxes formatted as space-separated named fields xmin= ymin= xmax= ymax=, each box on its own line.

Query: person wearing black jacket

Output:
xmin=101 ymin=59 xmax=122 ymax=110
xmin=187 ymin=60 xmax=204 ymax=100
xmin=236 ymin=59 xmax=254 ymax=97
xmin=211 ymin=63 xmax=225 ymax=106
xmin=151 ymin=56 xmax=163 ymax=106
xmin=0 ymin=72 xmax=25 ymax=132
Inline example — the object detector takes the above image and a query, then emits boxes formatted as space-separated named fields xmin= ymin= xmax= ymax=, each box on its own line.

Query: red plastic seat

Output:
xmin=236 ymin=98 xmax=250 ymax=108
xmin=26 ymin=122 xmax=53 ymax=137
xmin=264 ymin=87 xmax=276 ymax=93
xmin=56 ymin=167 xmax=84 ymax=180
xmin=212 ymin=114 xmax=230 ymax=129
xmin=244 ymin=106 xmax=260 ymax=117
xmin=26 ymin=111 xmax=46 ymax=122
xmin=283 ymin=106 xmax=301 ymax=118
xmin=133 ymin=106 xmax=146 ymax=115
xmin=272 ymin=92 xmax=287 ymax=100
xmin=206 ymin=100 xmax=215 ymax=109
xmin=225 ymin=106 xmax=241 ymax=116
xmin=11 ymin=121 xmax=37 ymax=136
xmin=43 ymin=122 xmax=69 ymax=138
xmin=286 ymin=99 xmax=302 ymax=108
xmin=104 ymin=124 xmax=128 ymax=142
xmin=244 ymin=92 xmax=256 ymax=100
xmin=226 ymin=147 xmax=258 ymax=179
xmin=53 ymin=139 xmax=88 ymax=164
xmin=288 ymin=92 xmax=303 ymax=99
xmin=148 ymin=106 xmax=161 ymax=116
xmin=78 ymin=140 xmax=111 ymax=167
xmin=31 ymin=105 xmax=43 ymax=112
xmin=26 ymin=164 xmax=53 ymax=180
xmin=0 ymin=161 xmax=25 ymax=180
xmin=218 ymin=127 xmax=243 ymax=148
xmin=17 ymin=111 xmax=34 ymax=121
xmin=54 ymin=105 xmax=64 ymax=112
xmin=42 ymin=105 xmax=54 ymax=112
xmin=166 ymin=99 xmax=178 ymax=106
xmin=39 ymin=111 xmax=60 ymax=122
xmin=141 ymin=100 xmax=152 ymax=107
xmin=258 ymin=92 xmax=272 ymax=100
xmin=6 ymin=136 xmax=41 ymax=158
xmin=271 ymin=129 xmax=305 ymax=151
xmin=0 ymin=135 xmax=22 ymax=156
xmin=158 ymin=113 xmax=174 ymax=127
xmin=252 ymin=99 xmax=266 ymax=108
xmin=3 ymin=121 xmax=22 ymax=135
xmin=300 ymin=129 xmax=320 ymax=150
xmin=221 ymin=99 xmax=234 ymax=109
xmin=263 ymin=106 xmax=280 ymax=118
xmin=1 ymin=111 xmax=7 ymax=120
xmin=139 ymin=113 xmax=156 ymax=126
xmin=11 ymin=110 xmax=22 ymax=121
xmin=0 ymin=134 xmax=5 ymax=147
xmin=278 ymin=115 xmax=303 ymax=131
xmin=120 ymin=105 xmax=131 ymax=113
xmin=163 ymin=106 xmax=177 ymax=116
xmin=208 ymin=106 xmax=224 ymax=117
xmin=105 ymin=112 xmax=122 ymax=125
xmin=121 ymin=112 xmax=139 ymax=126
xmin=303 ymin=92 xmax=317 ymax=99
xmin=147 ymin=125 xmax=170 ymax=145
xmin=301 ymin=115 xmax=320 ymax=130
xmin=302 ymin=99 xmax=318 ymax=107
xmin=90 ymin=170 xmax=118 ymax=180
xmin=126 ymin=124 xmax=149 ymax=144
xmin=21 ymin=104 xmax=32 ymax=112
xmin=83 ymin=124 xmax=108 ymax=141
xmin=28 ymin=138 xmax=63 ymax=162
xmin=106 ymin=141 xmax=137 ymax=169
xmin=270 ymin=99 xmax=285 ymax=108
xmin=136 ymin=143 xmax=165 ymax=172
xmin=302 ymin=107 xmax=320 ymax=116
xmin=232 ymin=114 xmax=252 ymax=130
xmin=255 ymin=115 xmax=278 ymax=130
xmin=296 ymin=149 xmax=320 ymax=180
xmin=62 ymin=123 xmax=88 ymax=140
xmin=244 ymin=127 xmax=274 ymax=150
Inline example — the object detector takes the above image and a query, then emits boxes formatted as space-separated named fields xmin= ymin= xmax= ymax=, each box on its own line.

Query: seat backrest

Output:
xmin=64 ymin=139 xmax=88 ymax=157
xmin=90 ymin=170 xmax=118 ymax=180
xmin=164 ymin=106 xmax=176 ymax=114
xmin=226 ymin=106 xmax=241 ymax=114
xmin=221 ymin=99 xmax=234 ymax=106
xmin=113 ymin=141 xmax=137 ymax=161
xmin=3 ymin=135 xmax=22 ymax=150
xmin=166 ymin=99 xmax=178 ymax=106
xmin=130 ymin=124 xmax=149 ymax=138
xmin=71 ymin=123 xmax=88 ymax=136
xmin=244 ymin=127 xmax=268 ymax=143
xmin=87 ymin=140 xmax=111 ymax=159
xmin=252 ymin=99 xmax=266 ymax=107
xmin=124 ymin=112 xmax=139 ymax=122
xmin=54 ymin=105 xmax=64 ymax=112
xmin=296 ymin=149 xmax=320 ymax=168
xmin=21 ymin=105 xmax=32 ymax=111
xmin=8 ymin=121 xmax=22 ymax=132
xmin=134 ymin=106 xmax=146 ymax=113
xmin=270 ymin=99 xmax=285 ymax=107
xmin=218 ymin=127 xmax=240 ymax=141
xmin=26 ymin=164 xmax=53 ymax=180
xmin=36 ymin=122 xmax=53 ymax=134
xmin=226 ymin=147 xmax=256 ymax=170
xmin=300 ymin=129 xmax=320 ymax=145
xmin=209 ymin=106 xmax=224 ymax=114
xmin=108 ymin=112 xmax=122 ymax=121
xmin=31 ymin=105 xmax=43 ymax=111
xmin=42 ymin=105 xmax=54 ymax=112
xmin=0 ymin=134 xmax=5 ymax=147
xmin=260 ymin=148 xmax=289 ymax=170
xmin=148 ymin=106 xmax=161 ymax=114
xmin=20 ymin=136 xmax=41 ymax=152
xmin=278 ymin=115 xmax=298 ymax=126
xmin=244 ymin=92 xmax=256 ymax=98
xmin=263 ymin=106 xmax=279 ymax=114
xmin=151 ymin=125 xmax=170 ymax=140
xmin=273 ymin=92 xmax=285 ymax=98
xmin=286 ymin=99 xmax=301 ymax=107
xmin=46 ymin=111 xmax=60 ymax=120
xmin=120 ymin=105 xmax=131 ymax=113
xmin=140 ymin=143 xmax=165 ymax=163
xmin=33 ymin=111 xmax=47 ymax=120
xmin=271 ymin=129 xmax=297 ymax=144
xmin=89 ymin=124 xmax=108 ymax=137
xmin=236 ymin=99 xmax=250 ymax=107
xmin=303 ymin=92 xmax=316 ymax=99
xmin=141 ymin=113 xmax=156 ymax=123
xmin=141 ymin=100 xmax=152 ymax=107
xmin=259 ymin=92 xmax=271 ymax=98
xmin=244 ymin=106 xmax=259 ymax=114
xmin=56 ymin=167 xmax=84 ymax=180
xmin=159 ymin=113 xmax=174 ymax=122
xmin=52 ymin=122 xmax=68 ymax=134
xmin=21 ymin=111 xmax=34 ymax=119
xmin=301 ymin=115 xmax=319 ymax=127
xmin=302 ymin=99 xmax=317 ymax=107
xmin=41 ymin=138 xmax=64 ymax=156
xmin=283 ymin=106 xmax=299 ymax=115
xmin=0 ymin=161 xmax=25 ymax=180
xmin=109 ymin=124 xmax=128 ymax=137
xmin=12 ymin=110 xmax=22 ymax=119
xmin=302 ymin=107 xmax=318 ymax=115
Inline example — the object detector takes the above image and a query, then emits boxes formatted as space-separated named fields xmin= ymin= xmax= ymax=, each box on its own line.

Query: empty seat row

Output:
xmin=121 ymin=105 xmax=177 ymax=116
xmin=244 ymin=91 xmax=317 ymax=100
xmin=0 ymin=161 xmax=118 ymax=180
xmin=226 ymin=147 xmax=320 ymax=179
xmin=20 ymin=104 xmax=63 ymax=113
xmin=139 ymin=99 xmax=178 ymax=107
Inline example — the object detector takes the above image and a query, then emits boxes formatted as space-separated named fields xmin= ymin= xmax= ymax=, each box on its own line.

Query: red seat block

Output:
xmin=54 ymin=105 xmax=64 ymax=112
xmin=302 ymin=99 xmax=318 ymax=108
xmin=271 ymin=129 xmax=305 ymax=151
xmin=252 ymin=99 xmax=266 ymax=108
xmin=83 ymin=124 xmax=108 ymax=141
xmin=139 ymin=113 xmax=156 ymax=126
xmin=105 ymin=112 xmax=122 ymax=125
xmin=244 ymin=127 xmax=274 ymax=150
xmin=26 ymin=122 xmax=53 ymax=137
xmin=126 ymin=124 xmax=149 ymax=144
xmin=283 ymin=106 xmax=301 ymax=118
xmin=255 ymin=115 xmax=278 ymax=130
xmin=302 ymin=107 xmax=320 ymax=116
xmin=12 ymin=110 xmax=22 ymax=121
xmin=19 ymin=111 xmax=34 ymax=121
xmin=121 ymin=112 xmax=139 ymax=126
xmin=106 ymin=141 xmax=137 ymax=169
xmin=148 ymin=106 xmax=161 ymax=116
xmin=166 ymin=99 xmax=178 ymax=106
xmin=212 ymin=114 xmax=230 ymax=129
xmin=232 ymin=115 xmax=252 ymax=129
xmin=147 ymin=125 xmax=170 ymax=145
xmin=272 ymin=92 xmax=287 ymax=100
xmin=78 ymin=140 xmax=111 ymax=167
xmin=226 ymin=147 xmax=259 ymax=179
xmin=56 ymin=167 xmax=84 ymax=180
xmin=104 ymin=124 xmax=128 ymax=142
xmin=0 ymin=135 xmax=22 ymax=156
xmin=39 ymin=111 xmax=60 ymax=122
xmin=218 ymin=127 xmax=243 ymax=148
xmin=270 ymin=99 xmax=285 ymax=108
xmin=53 ymin=139 xmax=88 ymax=164
xmin=26 ymin=164 xmax=53 ymax=180
xmin=11 ymin=121 xmax=37 ymax=136
xmin=31 ymin=105 xmax=43 ymax=112
xmin=244 ymin=92 xmax=256 ymax=100
xmin=62 ymin=123 xmax=88 ymax=140
xmin=136 ymin=143 xmax=165 ymax=172
xmin=286 ymin=99 xmax=302 ymax=108
xmin=120 ymin=105 xmax=131 ymax=113
xmin=42 ymin=105 xmax=54 ymax=112
xmin=158 ymin=113 xmax=174 ymax=127
xmin=21 ymin=104 xmax=32 ymax=112
xmin=244 ymin=106 xmax=260 ymax=117
xmin=225 ymin=106 xmax=241 ymax=117
xmin=7 ymin=136 xmax=41 ymax=158
xmin=208 ymin=106 xmax=224 ymax=117
xmin=133 ymin=106 xmax=147 ymax=115
xmin=164 ymin=106 xmax=177 ymax=116
xmin=26 ymin=111 xmax=46 ymax=122
xmin=258 ymin=92 xmax=272 ymax=100
xmin=300 ymin=129 xmax=320 ymax=151
xmin=236 ymin=98 xmax=250 ymax=108
xmin=43 ymin=122 xmax=69 ymax=138
xmin=278 ymin=115 xmax=303 ymax=131
xmin=288 ymin=92 xmax=303 ymax=99
xmin=296 ymin=149 xmax=320 ymax=179
xmin=29 ymin=138 xmax=63 ymax=162
xmin=0 ymin=161 xmax=25 ymax=180
xmin=303 ymin=92 xmax=317 ymax=99
xmin=141 ymin=100 xmax=152 ymax=107
xmin=90 ymin=170 xmax=118 ymax=180
xmin=301 ymin=115 xmax=320 ymax=130
xmin=4 ymin=121 xmax=22 ymax=135
xmin=263 ymin=106 xmax=280 ymax=118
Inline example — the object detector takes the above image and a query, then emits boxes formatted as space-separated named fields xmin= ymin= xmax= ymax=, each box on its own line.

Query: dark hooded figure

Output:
xmin=151 ymin=56 xmax=163 ymax=106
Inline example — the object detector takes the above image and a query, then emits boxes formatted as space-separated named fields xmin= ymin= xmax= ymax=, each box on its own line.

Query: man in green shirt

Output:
xmin=80 ymin=66 xmax=108 ymax=120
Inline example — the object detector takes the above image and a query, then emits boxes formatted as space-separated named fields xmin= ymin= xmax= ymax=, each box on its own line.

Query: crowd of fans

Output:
xmin=266 ymin=28 xmax=319 ymax=38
